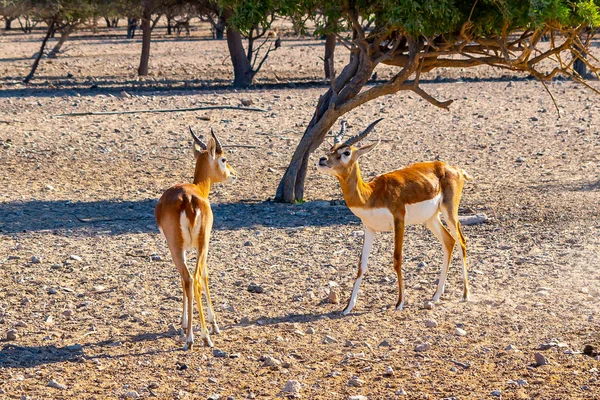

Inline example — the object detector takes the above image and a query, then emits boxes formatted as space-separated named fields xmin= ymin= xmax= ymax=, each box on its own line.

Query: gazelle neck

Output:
xmin=337 ymin=162 xmax=372 ymax=208
xmin=192 ymin=158 xmax=213 ymax=198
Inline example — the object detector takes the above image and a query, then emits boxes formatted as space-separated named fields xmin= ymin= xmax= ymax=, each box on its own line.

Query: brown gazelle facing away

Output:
xmin=317 ymin=119 xmax=472 ymax=314
xmin=155 ymin=127 xmax=236 ymax=349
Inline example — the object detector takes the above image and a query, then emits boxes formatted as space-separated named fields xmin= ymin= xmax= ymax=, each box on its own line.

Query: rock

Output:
xmin=454 ymin=328 xmax=467 ymax=336
xmin=44 ymin=315 xmax=54 ymax=324
xmin=261 ymin=355 xmax=281 ymax=367
xmin=31 ymin=256 xmax=41 ymax=264
xmin=283 ymin=380 xmax=301 ymax=394
xmin=15 ymin=321 xmax=27 ymax=328
xmin=395 ymin=388 xmax=407 ymax=395
xmin=458 ymin=213 xmax=488 ymax=226
xmin=425 ymin=319 xmax=438 ymax=328
xmin=344 ymin=340 xmax=355 ymax=347
xmin=414 ymin=343 xmax=431 ymax=352
xmin=208 ymin=394 xmax=220 ymax=400
xmin=535 ymin=290 xmax=550 ymax=297
xmin=176 ymin=362 xmax=188 ymax=371
xmin=379 ymin=339 xmax=391 ymax=347
xmin=70 ymin=255 xmax=82 ymax=262
xmin=48 ymin=288 xmax=57 ymax=295
xmin=124 ymin=390 xmax=140 ymax=398
xmin=63 ymin=309 xmax=74 ymax=317
xmin=6 ymin=329 xmax=17 ymax=340
xmin=417 ymin=261 xmax=427 ymax=268
xmin=240 ymin=98 xmax=253 ymax=106
xmin=327 ymin=289 xmax=340 ymax=304
xmin=515 ymin=305 xmax=528 ymax=311
xmin=349 ymin=396 xmax=368 ymax=400
xmin=150 ymin=254 xmax=162 ymax=261
xmin=323 ymin=335 xmax=337 ymax=344
xmin=491 ymin=390 xmax=502 ymax=397
xmin=538 ymin=342 xmax=557 ymax=350
xmin=244 ymin=241 xmax=253 ymax=246
xmin=48 ymin=379 xmax=66 ymax=390
xmin=305 ymin=327 xmax=315 ymax=335
xmin=120 ymin=90 xmax=131 ymax=98
xmin=534 ymin=352 xmax=549 ymax=366
xmin=66 ymin=344 xmax=83 ymax=352
xmin=247 ymin=283 xmax=264 ymax=294
xmin=517 ymin=379 xmax=528 ymax=387
xmin=516 ymin=156 xmax=526 ymax=162
xmin=505 ymin=344 xmax=518 ymax=351
xmin=423 ymin=301 xmax=434 ymax=310
xmin=213 ymin=349 xmax=228 ymax=358
xmin=583 ymin=345 xmax=598 ymax=357
xmin=267 ymin=167 xmax=276 ymax=173
xmin=384 ymin=366 xmax=394 ymax=376
xmin=348 ymin=376 xmax=365 ymax=387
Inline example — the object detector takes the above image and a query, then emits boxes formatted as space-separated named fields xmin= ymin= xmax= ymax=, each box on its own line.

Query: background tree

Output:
xmin=227 ymin=0 xmax=600 ymax=202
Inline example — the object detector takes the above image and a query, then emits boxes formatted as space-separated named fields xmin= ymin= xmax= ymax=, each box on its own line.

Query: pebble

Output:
xmin=505 ymin=344 xmax=518 ymax=351
xmin=261 ymin=355 xmax=281 ymax=367
xmin=534 ymin=352 xmax=549 ymax=366
xmin=124 ymin=390 xmax=140 ymax=398
xmin=213 ymin=349 xmax=228 ymax=358
xmin=423 ymin=301 xmax=434 ymax=310
xmin=516 ymin=156 xmax=526 ymax=162
xmin=395 ymin=388 xmax=407 ymax=395
xmin=66 ymin=344 xmax=83 ymax=352
xmin=414 ymin=343 xmax=431 ymax=352
xmin=348 ymin=376 xmax=365 ymax=387
xmin=240 ymin=98 xmax=253 ymax=106
xmin=384 ymin=366 xmax=395 ymax=376
xmin=425 ymin=319 xmax=438 ymax=328
xmin=323 ymin=335 xmax=338 ymax=344
xmin=283 ymin=380 xmax=301 ymax=394
xmin=150 ymin=254 xmax=162 ymax=261
xmin=535 ymin=290 xmax=550 ymax=297
xmin=515 ymin=305 xmax=528 ymax=311
xmin=349 ymin=396 xmax=368 ymax=400
xmin=15 ymin=321 xmax=27 ymax=328
xmin=6 ymin=329 xmax=17 ymax=340
xmin=208 ymin=394 xmax=220 ymax=400
xmin=454 ymin=328 xmax=467 ymax=336
xmin=48 ymin=379 xmax=66 ymax=390
xmin=63 ymin=309 xmax=74 ymax=317
xmin=31 ymin=256 xmax=41 ymax=264
xmin=48 ymin=288 xmax=57 ymax=294
xmin=70 ymin=255 xmax=82 ymax=262
xmin=345 ymin=340 xmax=355 ymax=347
xmin=327 ymin=290 xmax=340 ymax=304
xmin=247 ymin=283 xmax=264 ymax=294
xmin=491 ymin=390 xmax=502 ymax=397
xmin=417 ymin=261 xmax=427 ymax=268
xmin=379 ymin=339 xmax=391 ymax=347
xmin=305 ymin=327 xmax=315 ymax=335
xmin=44 ymin=315 xmax=53 ymax=324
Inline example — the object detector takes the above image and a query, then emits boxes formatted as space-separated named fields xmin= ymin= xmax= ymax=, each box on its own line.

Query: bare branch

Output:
xmin=53 ymin=105 xmax=268 ymax=118
xmin=410 ymin=86 xmax=453 ymax=109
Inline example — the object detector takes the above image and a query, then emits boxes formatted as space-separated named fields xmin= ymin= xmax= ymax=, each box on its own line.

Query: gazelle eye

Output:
xmin=343 ymin=151 xmax=351 ymax=156
xmin=222 ymin=158 xmax=227 ymax=163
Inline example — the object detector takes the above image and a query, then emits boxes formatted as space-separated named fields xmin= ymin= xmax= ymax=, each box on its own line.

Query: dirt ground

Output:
xmin=0 ymin=24 xmax=599 ymax=400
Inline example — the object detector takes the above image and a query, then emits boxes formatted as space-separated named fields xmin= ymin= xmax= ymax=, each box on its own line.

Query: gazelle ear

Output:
xmin=206 ymin=137 xmax=217 ymax=159
xmin=193 ymin=142 xmax=204 ymax=157
xmin=357 ymin=141 xmax=379 ymax=157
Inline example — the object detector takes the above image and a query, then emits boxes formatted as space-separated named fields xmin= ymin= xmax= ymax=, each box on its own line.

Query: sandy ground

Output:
xmin=0 ymin=23 xmax=599 ymax=400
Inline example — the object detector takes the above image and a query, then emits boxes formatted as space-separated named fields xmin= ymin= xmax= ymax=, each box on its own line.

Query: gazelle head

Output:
xmin=189 ymin=126 xmax=237 ymax=184
xmin=317 ymin=118 xmax=383 ymax=178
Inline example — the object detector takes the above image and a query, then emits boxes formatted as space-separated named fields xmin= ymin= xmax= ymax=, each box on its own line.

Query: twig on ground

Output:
xmin=53 ymin=105 xmax=268 ymax=118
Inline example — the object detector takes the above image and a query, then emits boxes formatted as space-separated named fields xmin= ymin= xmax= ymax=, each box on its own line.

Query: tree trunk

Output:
xmin=48 ymin=25 xmax=73 ymax=58
xmin=324 ymin=33 xmax=336 ymax=79
xmin=5 ymin=18 xmax=14 ymax=30
xmin=104 ymin=17 xmax=111 ymax=28
xmin=573 ymin=41 xmax=587 ymax=78
xmin=166 ymin=16 xmax=172 ymax=35
xmin=137 ymin=3 xmax=152 ymax=76
xmin=226 ymin=27 xmax=254 ymax=88
xmin=24 ymin=20 xmax=55 ymax=84
xmin=214 ymin=17 xmax=225 ymax=40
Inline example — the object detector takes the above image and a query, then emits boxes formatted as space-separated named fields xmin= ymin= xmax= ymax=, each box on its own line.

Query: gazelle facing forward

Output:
xmin=317 ymin=119 xmax=472 ymax=314
xmin=155 ymin=127 xmax=236 ymax=349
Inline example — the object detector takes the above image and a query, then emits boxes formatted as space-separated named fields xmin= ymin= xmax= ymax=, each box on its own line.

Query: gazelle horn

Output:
xmin=333 ymin=120 xmax=347 ymax=145
xmin=189 ymin=126 xmax=207 ymax=150
xmin=343 ymin=118 xmax=384 ymax=147
xmin=210 ymin=127 xmax=223 ymax=153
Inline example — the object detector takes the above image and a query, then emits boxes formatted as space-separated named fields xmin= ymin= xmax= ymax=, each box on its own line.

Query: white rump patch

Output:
xmin=180 ymin=209 xmax=202 ymax=252
xmin=405 ymin=193 xmax=442 ymax=225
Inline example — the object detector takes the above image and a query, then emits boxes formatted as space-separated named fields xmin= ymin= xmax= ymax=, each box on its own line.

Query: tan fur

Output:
xmin=155 ymin=131 xmax=236 ymax=349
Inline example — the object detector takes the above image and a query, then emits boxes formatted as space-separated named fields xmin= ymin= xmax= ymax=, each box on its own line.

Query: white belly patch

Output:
xmin=350 ymin=193 xmax=442 ymax=231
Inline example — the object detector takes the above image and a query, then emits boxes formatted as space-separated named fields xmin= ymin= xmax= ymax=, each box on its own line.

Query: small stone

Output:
xmin=15 ymin=321 xmax=27 ymax=328
xmin=414 ymin=343 xmax=431 ymax=352
xmin=267 ymin=167 xmax=276 ymax=173
xmin=63 ymin=309 xmax=74 ymax=317
xmin=305 ymin=327 xmax=315 ymax=335
xmin=176 ymin=362 xmax=188 ymax=371
xmin=423 ymin=301 xmax=434 ymax=310
xmin=384 ymin=366 xmax=394 ymax=376
xmin=208 ymin=394 xmax=220 ymax=400
xmin=454 ymin=328 xmax=467 ymax=336
xmin=150 ymin=254 xmax=162 ymax=261
xmin=517 ymin=379 xmax=528 ymax=387
xmin=213 ymin=349 xmax=228 ymax=358
xmin=583 ymin=345 xmax=598 ymax=357
xmin=70 ymin=255 xmax=82 ymax=262
xmin=323 ymin=335 xmax=337 ymax=344
xmin=379 ymin=339 xmax=391 ymax=347
xmin=244 ymin=241 xmax=253 ymax=246
xmin=66 ymin=344 xmax=83 ymax=352
xmin=534 ymin=352 xmax=549 ymax=366
xmin=247 ymin=283 xmax=264 ymax=294
xmin=6 ymin=329 xmax=17 ymax=340
xmin=283 ymin=380 xmax=301 ymax=394
xmin=515 ymin=305 xmax=528 ymax=311
xmin=31 ymin=256 xmax=41 ymax=264
xmin=425 ymin=319 xmax=438 ymax=328
xmin=48 ymin=379 xmax=66 ymax=390
xmin=349 ymin=396 xmax=368 ymax=400
xmin=124 ymin=390 xmax=140 ymax=398
xmin=120 ymin=90 xmax=131 ymax=98
xmin=327 ymin=289 xmax=340 ymax=304
xmin=395 ymin=388 xmax=407 ymax=396
xmin=240 ymin=98 xmax=253 ymax=106
xmin=44 ymin=315 xmax=53 ymax=324
xmin=48 ymin=288 xmax=57 ymax=294
xmin=348 ymin=376 xmax=365 ymax=387
xmin=345 ymin=340 xmax=355 ymax=347
xmin=417 ymin=261 xmax=427 ymax=268
xmin=516 ymin=156 xmax=526 ymax=162
xmin=261 ymin=355 xmax=281 ymax=367
xmin=505 ymin=344 xmax=518 ymax=351
xmin=491 ymin=390 xmax=502 ymax=397
xmin=148 ymin=382 xmax=159 ymax=389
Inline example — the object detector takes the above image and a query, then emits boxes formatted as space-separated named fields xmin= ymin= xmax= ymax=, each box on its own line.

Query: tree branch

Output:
xmin=53 ymin=105 xmax=268 ymax=118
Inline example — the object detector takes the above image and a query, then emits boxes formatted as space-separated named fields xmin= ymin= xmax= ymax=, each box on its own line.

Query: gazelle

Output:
xmin=317 ymin=119 xmax=472 ymax=314
xmin=155 ymin=127 xmax=236 ymax=349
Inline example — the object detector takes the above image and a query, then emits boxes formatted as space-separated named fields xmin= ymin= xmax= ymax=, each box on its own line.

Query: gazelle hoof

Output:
xmin=183 ymin=340 xmax=194 ymax=351
xmin=203 ymin=336 xmax=214 ymax=347
xmin=211 ymin=323 xmax=220 ymax=335
xmin=395 ymin=303 xmax=404 ymax=311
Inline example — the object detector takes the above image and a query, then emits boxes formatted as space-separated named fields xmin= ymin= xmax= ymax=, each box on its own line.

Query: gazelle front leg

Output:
xmin=425 ymin=215 xmax=455 ymax=302
xmin=393 ymin=218 xmax=406 ymax=310
xmin=342 ymin=226 xmax=375 ymax=315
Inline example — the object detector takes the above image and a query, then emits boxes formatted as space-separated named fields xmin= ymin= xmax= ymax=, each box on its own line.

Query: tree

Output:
xmin=228 ymin=0 xmax=600 ymax=202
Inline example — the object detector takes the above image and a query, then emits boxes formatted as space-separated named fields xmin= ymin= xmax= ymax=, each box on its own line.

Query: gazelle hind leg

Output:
xmin=180 ymin=276 xmax=188 ymax=337
xmin=192 ymin=278 xmax=213 ymax=347
xmin=426 ymin=214 xmax=455 ymax=302
xmin=200 ymin=266 xmax=219 ymax=334
xmin=165 ymin=242 xmax=195 ymax=350
xmin=441 ymin=209 xmax=470 ymax=301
